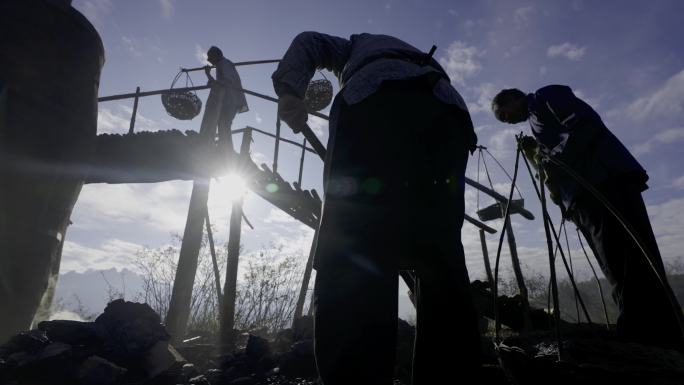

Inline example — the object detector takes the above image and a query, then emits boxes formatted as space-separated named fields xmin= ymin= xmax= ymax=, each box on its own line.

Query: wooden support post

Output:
xmin=128 ymin=86 xmax=140 ymax=134
xmin=479 ymin=229 xmax=494 ymax=286
xmin=219 ymin=127 xmax=253 ymax=352
xmin=165 ymin=86 xmax=224 ymax=344
xmin=273 ymin=118 xmax=281 ymax=173
xmin=205 ymin=212 xmax=223 ymax=309
xmin=297 ymin=138 xmax=307 ymax=186
xmin=293 ymin=229 xmax=316 ymax=322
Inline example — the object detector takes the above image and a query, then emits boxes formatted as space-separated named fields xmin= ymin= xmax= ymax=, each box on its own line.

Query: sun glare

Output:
xmin=212 ymin=173 xmax=248 ymax=202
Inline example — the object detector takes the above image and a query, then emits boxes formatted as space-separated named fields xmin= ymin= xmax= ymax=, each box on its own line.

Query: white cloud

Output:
xmin=547 ymin=42 xmax=586 ymax=61
xmin=626 ymin=69 xmax=684 ymax=122
xmin=250 ymin=151 xmax=271 ymax=167
xmin=572 ymin=0 xmax=584 ymax=11
xmin=97 ymin=106 xmax=130 ymax=134
xmin=307 ymin=116 xmax=328 ymax=137
xmin=61 ymin=239 xmax=144 ymax=273
xmin=195 ymin=44 xmax=209 ymax=65
xmin=159 ymin=0 xmax=174 ymax=19
xmin=488 ymin=127 xmax=519 ymax=157
xmin=72 ymin=182 xmax=192 ymax=233
xmin=673 ymin=176 xmax=684 ymax=190
xmin=648 ymin=197 xmax=684 ymax=262
xmin=514 ymin=6 xmax=535 ymax=25
xmin=631 ymin=127 xmax=684 ymax=156
xmin=439 ymin=41 xmax=484 ymax=85
xmin=121 ymin=36 xmax=142 ymax=57
xmin=73 ymin=0 xmax=113 ymax=29
xmin=264 ymin=208 xmax=300 ymax=225
xmin=255 ymin=112 xmax=263 ymax=124
xmin=98 ymin=104 xmax=160 ymax=134
xmin=467 ymin=82 xmax=498 ymax=115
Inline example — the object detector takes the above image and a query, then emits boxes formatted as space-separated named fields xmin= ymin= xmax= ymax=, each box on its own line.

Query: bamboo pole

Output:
xmin=166 ymin=86 xmax=225 ymax=344
xmin=504 ymin=220 xmax=533 ymax=332
xmin=293 ymin=229 xmax=317 ymax=321
xmin=479 ymin=229 xmax=494 ymax=286
xmin=128 ymin=86 xmax=140 ymax=134
xmin=219 ymin=128 xmax=253 ymax=352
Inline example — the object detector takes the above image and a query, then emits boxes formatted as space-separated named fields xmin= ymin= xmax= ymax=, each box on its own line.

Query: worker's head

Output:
xmin=207 ymin=46 xmax=223 ymax=65
xmin=491 ymin=88 xmax=529 ymax=124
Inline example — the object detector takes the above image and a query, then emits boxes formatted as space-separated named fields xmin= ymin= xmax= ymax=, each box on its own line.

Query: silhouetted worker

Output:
xmin=205 ymin=46 xmax=248 ymax=152
xmin=272 ymin=32 xmax=481 ymax=384
xmin=492 ymin=85 xmax=684 ymax=351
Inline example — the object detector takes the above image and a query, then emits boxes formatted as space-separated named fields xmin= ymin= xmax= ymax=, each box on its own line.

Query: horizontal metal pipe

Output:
xmin=98 ymin=85 xmax=330 ymax=121
xmin=180 ymin=59 xmax=281 ymax=72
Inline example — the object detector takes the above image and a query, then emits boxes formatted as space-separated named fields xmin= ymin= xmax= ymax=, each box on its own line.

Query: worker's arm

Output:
xmin=272 ymin=32 xmax=350 ymax=131
xmin=272 ymin=31 xmax=351 ymax=99
xmin=537 ymin=85 xmax=602 ymax=166
xmin=207 ymin=60 xmax=241 ymax=88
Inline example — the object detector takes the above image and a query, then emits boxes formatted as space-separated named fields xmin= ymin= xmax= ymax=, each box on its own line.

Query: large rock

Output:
xmin=95 ymin=299 xmax=172 ymax=372
xmin=76 ymin=355 xmax=127 ymax=385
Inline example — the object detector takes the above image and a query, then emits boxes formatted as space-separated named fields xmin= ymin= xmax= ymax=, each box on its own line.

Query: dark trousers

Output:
xmin=313 ymin=77 xmax=481 ymax=385
xmin=218 ymin=103 xmax=238 ymax=152
xmin=572 ymin=182 xmax=684 ymax=350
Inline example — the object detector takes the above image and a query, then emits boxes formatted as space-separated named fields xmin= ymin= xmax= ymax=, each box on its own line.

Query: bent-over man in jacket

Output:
xmin=273 ymin=32 xmax=481 ymax=384
xmin=492 ymin=85 xmax=684 ymax=351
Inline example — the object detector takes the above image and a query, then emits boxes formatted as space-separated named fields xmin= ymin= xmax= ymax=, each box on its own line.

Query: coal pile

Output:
xmin=0 ymin=304 xmax=324 ymax=385
xmin=497 ymin=329 xmax=684 ymax=385
xmin=0 ymin=299 xmax=185 ymax=385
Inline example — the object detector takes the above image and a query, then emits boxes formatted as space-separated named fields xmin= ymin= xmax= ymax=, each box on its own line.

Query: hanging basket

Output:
xmin=161 ymin=71 xmax=203 ymax=120
xmin=304 ymin=78 xmax=333 ymax=112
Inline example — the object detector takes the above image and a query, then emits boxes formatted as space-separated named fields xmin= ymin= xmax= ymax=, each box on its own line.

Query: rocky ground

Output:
xmin=1 ymin=299 xmax=683 ymax=384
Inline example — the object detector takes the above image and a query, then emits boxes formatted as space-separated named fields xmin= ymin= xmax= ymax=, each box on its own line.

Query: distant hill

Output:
xmin=52 ymin=269 xmax=683 ymax=324
xmin=54 ymin=268 xmax=144 ymax=318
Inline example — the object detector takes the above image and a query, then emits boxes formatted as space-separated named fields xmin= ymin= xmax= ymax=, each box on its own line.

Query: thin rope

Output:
xmin=519 ymin=153 xmax=593 ymax=324
xmin=538 ymin=161 xmax=564 ymax=359
xmin=563 ymin=223 xmax=580 ymax=322
xmin=485 ymin=148 xmax=523 ymax=200
xmin=577 ymin=228 xmax=611 ymax=329
xmin=476 ymin=149 xmax=482 ymax=211
xmin=493 ymin=142 xmax=522 ymax=344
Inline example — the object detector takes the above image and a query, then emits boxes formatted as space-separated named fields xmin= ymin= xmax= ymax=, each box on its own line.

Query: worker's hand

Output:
xmin=519 ymin=135 xmax=538 ymax=153
xmin=278 ymin=94 xmax=308 ymax=134
xmin=204 ymin=65 xmax=212 ymax=77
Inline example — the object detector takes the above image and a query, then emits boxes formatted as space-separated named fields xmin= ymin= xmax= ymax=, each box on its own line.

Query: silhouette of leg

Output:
xmin=313 ymin=251 xmax=398 ymax=385
xmin=574 ymin=184 xmax=684 ymax=350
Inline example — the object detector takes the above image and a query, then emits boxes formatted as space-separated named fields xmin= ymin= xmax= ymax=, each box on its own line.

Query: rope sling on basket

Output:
xmin=162 ymin=70 xmax=203 ymax=120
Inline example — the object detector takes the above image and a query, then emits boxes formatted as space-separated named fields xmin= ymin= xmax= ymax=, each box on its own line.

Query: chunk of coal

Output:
xmin=0 ymin=330 xmax=49 ymax=358
xmin=37 ymin=320 xmax=103 ymax=346
xmin=245 ymin=335 xmax=271 ymax=361
xmin=76 ymin=356 xmax=127 ymax=385
xmin=278 ymin=341 xmax=316 ymax=379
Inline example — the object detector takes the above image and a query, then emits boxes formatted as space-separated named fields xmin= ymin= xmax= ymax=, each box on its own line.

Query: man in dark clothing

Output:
xmin=272 ymin=32 xmax=481 ymax=384
xmin=492 ymin=85 xmax=684 ymax=351
xmin=205 ymin=46 xmax=248 ymax=151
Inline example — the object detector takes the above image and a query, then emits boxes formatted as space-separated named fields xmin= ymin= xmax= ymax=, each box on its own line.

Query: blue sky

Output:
xmin=62 ymin=0 xmax=684 ymax=314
